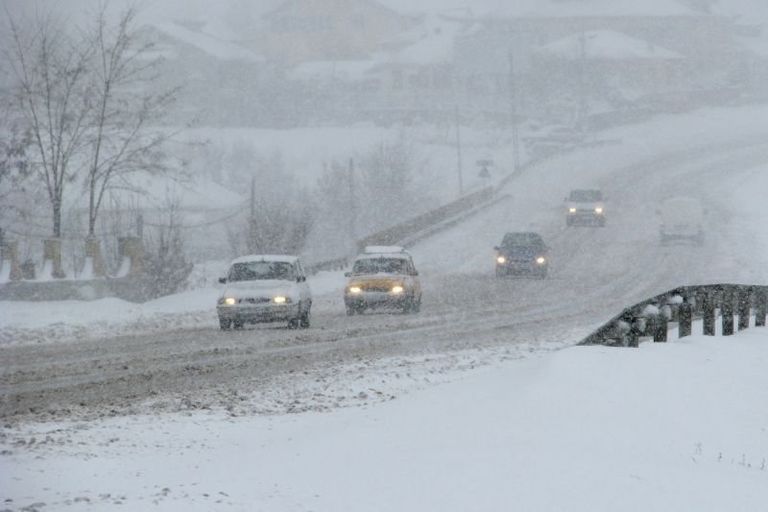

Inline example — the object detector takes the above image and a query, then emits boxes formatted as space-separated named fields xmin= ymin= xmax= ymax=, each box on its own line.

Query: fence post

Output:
xmin=737 ymin=288 xmax=751 ymax=331
xmin=703 ymin=290 xmax=716 ymax=336
xmin=679 ymin=300 xmax=693 ymax=338
xmin=721 ymin=289 xmax=735 ymax=336
xmin=756 ymin=289 xmax=767 ymax=327
xmin=0 ymin=239 xmax=22 ymax=281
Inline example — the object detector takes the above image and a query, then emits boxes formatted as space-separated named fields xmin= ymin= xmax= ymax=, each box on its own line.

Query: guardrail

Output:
xmin=581 ymin=284 xmax=768 ymax=347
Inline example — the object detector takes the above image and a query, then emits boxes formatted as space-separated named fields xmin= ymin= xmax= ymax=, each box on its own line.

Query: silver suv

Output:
xmin=565 ymin=189 xmax=606 ymax=227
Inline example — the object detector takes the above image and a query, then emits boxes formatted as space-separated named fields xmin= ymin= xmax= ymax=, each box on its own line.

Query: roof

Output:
xmin=539 ymin=30 xmax=683 ymax=60
xmin=490 ymin=0 xmax=703 ymax=18
xmin=289 ymin=60 xmax=377 ymax=82
xmin=149 ymin=21 xmax=263 ymax=62
xmin=364 ymin=245 xmax=407 ymax=254
xmin=230 ymin=255 xmax=300 ymax=265
xmin=384 ymin=14 xmax=465 ymax=65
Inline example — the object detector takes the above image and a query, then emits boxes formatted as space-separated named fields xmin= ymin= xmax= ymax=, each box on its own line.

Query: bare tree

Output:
xmin=84 ymin=4 xmax=178 ymax=237
xmin=3 ymin=11 xmax=93 ymax=237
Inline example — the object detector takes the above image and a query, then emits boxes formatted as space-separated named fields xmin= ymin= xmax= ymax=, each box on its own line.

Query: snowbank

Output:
xmin=2 ymin=328 xmax=766 ymax=511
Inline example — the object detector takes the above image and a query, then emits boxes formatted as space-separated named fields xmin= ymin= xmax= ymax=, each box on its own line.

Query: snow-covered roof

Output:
xmin=149 ymin=21 xmax=263 ymax=62
xmin=384 ymin=14 xmax=464 ymax=65
xmin=539 ymin=30 xmax=684 ymax=60
xmin=230 ymin=255 xmax=300 ymax=265
xmin=355 ymin=253 xmax=411 ymax=261
xmin=289 ymin=60 xmax=378 ymax=82
xmin=379 ymin=0 xmax=703 ymax=18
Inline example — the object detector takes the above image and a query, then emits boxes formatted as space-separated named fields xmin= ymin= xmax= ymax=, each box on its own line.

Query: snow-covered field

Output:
xmin=2 ymin=327 xmax=766 ymax=511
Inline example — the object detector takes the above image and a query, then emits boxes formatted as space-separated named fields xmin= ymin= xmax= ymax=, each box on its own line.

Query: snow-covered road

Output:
xmin=2 ymin=108 xmax=767 ymax=424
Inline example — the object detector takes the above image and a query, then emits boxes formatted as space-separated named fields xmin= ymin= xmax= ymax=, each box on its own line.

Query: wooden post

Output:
xmin=703 ymin=291 xmax=716 ymax=336
xmin=756 ymin=289 xmax=767 ymax=327
xmin=721 ymin=290 xmax=734 ymax=336
xmin=679 ymin=302 xmax=693 ymax=338
xmin=653 ymin=314 xmax=668 ymax=342
xmin=737 ymin=288 xmax=751 ymax=331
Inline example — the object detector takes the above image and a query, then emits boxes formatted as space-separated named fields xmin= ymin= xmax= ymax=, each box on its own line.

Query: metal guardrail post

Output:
xmin=652 ymin=312 xmax=668 ymax=342
xmin=756 ymin=290 xmax=767 ymax=328
xmin=737 ymin=288 xmax=751 ymax=331
xmin=679 ymin=301 xmax=693 ymax=338
xmin=703 ymin=291 xmax=716 ymax=336
xmin=721 ymin=289 xmax=735 ymax=336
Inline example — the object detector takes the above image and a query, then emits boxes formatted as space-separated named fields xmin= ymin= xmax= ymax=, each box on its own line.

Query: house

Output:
xmin=452 ymin=0 xmax=748 ymax=122
xmin=256 ymin=0 xmax=413 ymax=65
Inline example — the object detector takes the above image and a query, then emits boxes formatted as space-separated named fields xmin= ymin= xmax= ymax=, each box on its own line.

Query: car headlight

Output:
xmin=348 ymin=286 xmax=362 ymax=294
xmin=391 ymin=285 xmax=404 ymax=294
xmin=273 ymin=295 xmax=289 ymax=304
xmin=221 ymin=297 xmax=236 ymax=306
xmin=594 ymin=207 xmax=604 ymax=214
xmin=496 ymin=256 xmax=507 ymax=264
xmin=536 ymin=256 xmax=546 ymax=265
xmin=568 ymin=207 xmax=577 ymax=213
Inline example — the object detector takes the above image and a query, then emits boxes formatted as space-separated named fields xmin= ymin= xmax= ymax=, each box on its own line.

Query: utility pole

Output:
xmin=348 ymin=158 xmax=357 ymax=243
xmin=578 ymin=30 xmax=588 ymax=128
xmin=249 ymin=175 xmax=256 ymax=253
xmin=508 ymin=51 xmax=521 ymax=172
xmin=454 ymin=103 xmax=464 ymax=196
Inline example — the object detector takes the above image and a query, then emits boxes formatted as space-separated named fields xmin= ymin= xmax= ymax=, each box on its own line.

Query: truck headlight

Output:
xmin=391 ymin=285 xmax=404 ymax=294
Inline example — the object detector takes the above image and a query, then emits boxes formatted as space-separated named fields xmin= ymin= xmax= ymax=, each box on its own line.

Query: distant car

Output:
xmin=566 ymin=189 xmax=606 ymax=227
xmin=344 ymin=246 xmax=422 ymax=315
xmin=494 ymin=232 xmax=549 ymax=278
xmin=658 ymin=197 xmax=705 ymax=246
xmin=216 ymin=255 xmax=311 ymax=330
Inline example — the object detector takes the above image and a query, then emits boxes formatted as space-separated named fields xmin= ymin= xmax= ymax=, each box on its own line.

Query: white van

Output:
xmin=658 ymin=197 xmax=705 ymax=245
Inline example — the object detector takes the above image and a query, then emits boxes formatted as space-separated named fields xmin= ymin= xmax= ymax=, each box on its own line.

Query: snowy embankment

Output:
xmin=0 ymin=271 xmax=345 ymax=345
xmin=2 ymin=328 xmax=766 ymax=511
